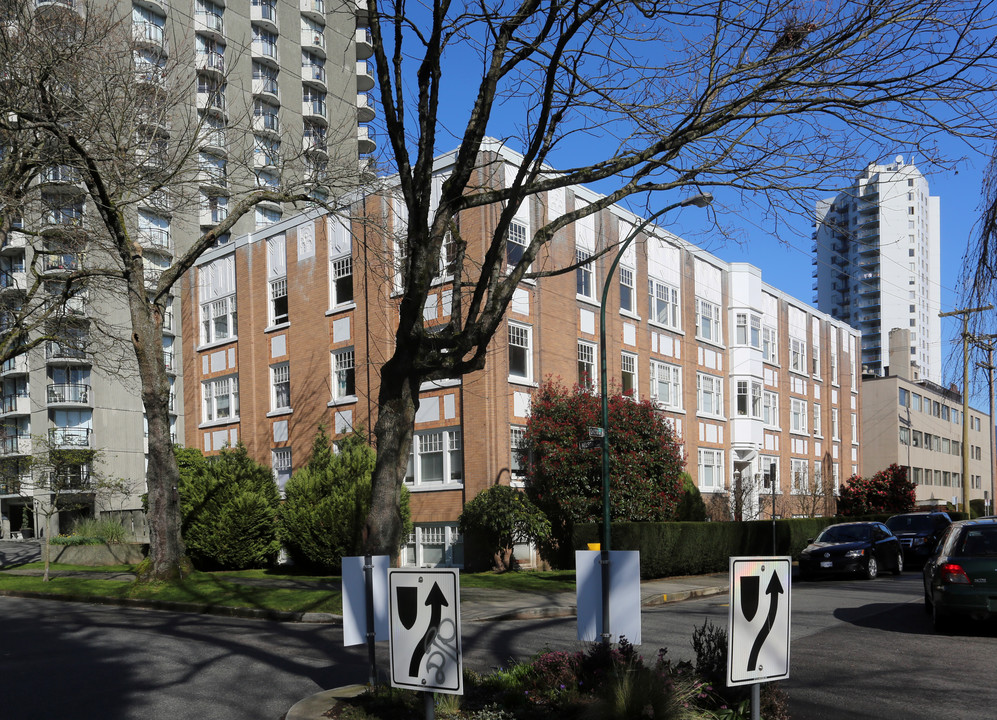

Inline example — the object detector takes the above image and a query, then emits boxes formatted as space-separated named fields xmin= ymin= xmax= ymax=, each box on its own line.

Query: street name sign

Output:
xmin=726 ymin=556 xmax=791 ymax=687
xmin=388 ymin=569 xmax=463 ymax=695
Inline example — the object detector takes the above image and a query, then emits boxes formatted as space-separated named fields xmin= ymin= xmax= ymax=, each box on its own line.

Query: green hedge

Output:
xmin=573 ymin=515 xmax=897 ymax=579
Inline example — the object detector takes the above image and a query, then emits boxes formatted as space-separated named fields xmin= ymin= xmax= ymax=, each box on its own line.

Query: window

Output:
xmin=829 ymin=345 xmax=838 ymax=382
xmin=271 ymin=363 xmax=290 ymax=411
xmin=577 ymin=341 xmax=596 ymax=391
xmin=912 ymin=393 xmax=922 ymax=412
xmin=332 ymin=349 xmax=355 ymax=400
xmin=761 ymin=457 xmax=779 ymax=491
xmin=252 ymin=26 xmax=278 ymax=59
xmin=506 ymin=220 xmax=527 ymax=267
xmin=252 ymin=61 xmax=279 ymax=96
xmin=200 ymin=295 xmax=237 ymax=344
xmin=790 ymin=398 xmax=808 ymax=434
xmin=695 ymin=297 xmax=721 ymax=343
xmin=510 ymin=426 xmax=527 ymax=482
xmin=330 ymin=255 xmax=353 ymax=306
xmin=735 ymin=380 xmax=762 ymax=418
xmin=508 ymin=322 xmax=532 ymax=382
xmin=400 ymin=524 xmax=464 ymax=568
xmin=912 ymin=430 xmax=922 ymax=447
xmin=851 ymin=412 xmax=858 ymax=441
xmin=254 ymin=134 xmax=280 ymax=167
xmin=698 ymin=449 xmax=724 ymax=491
xmin=272 ymin=448 xmax=291 ymax=490
xmin=621 ymin=352 xmax=637 ymax=397
xmin=898 ymin=387 xmax=910 ymax=407
xmin=649 ymin=279 xmax=680 ymax=329
xmin=619 ymin=266 xmax=635 ymax=314
xmin=138 ymin=210 xmax=170 ymax=250
xmin=256 ymin=206 xmax=282 ymax=229
xmin=576 ymin=248 xmax=594 ymax=299
xmin=791 ymin=458 xmax=808 ymax=493
xmin=736 ymin=314 xmax=761 ymax=348
xmin=651 ymin=361 xmax=682 ymax=410
xmin=899 ymin=427 xmax=909 ymax=445
xmin=269 ymin=277 xmax=289 ymax=325
xmin=789 ymin=337 xmax=807 ymax=373
xmin=813 ymin=403 xmax=822 ymax=436
xmin=202 ymin=376 xmax=239 ymax=423
xmin=763 ymin=391 xmax=778 ymax=427
xmin=697 ymin=373 xmax=723 ymax=416
xmin=762 ymin=325 xmax=778 ymax=363
xmin=405 ymin=429 xmax=463 ymax=487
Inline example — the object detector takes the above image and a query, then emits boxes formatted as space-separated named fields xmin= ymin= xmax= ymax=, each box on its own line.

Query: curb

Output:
xmin=642 ymin=583 xmax=729 ymax=607
xmin=284 ymin=684 xmax=366 ymax=720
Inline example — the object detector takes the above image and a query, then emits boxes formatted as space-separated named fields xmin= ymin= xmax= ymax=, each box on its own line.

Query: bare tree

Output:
xmin=794 ymin=455 xmax=838 ymax=518
xmin=360 ymin=0 xmax=997 ymax=555
xmin=0 ymin=1 xmax=363 ymax=578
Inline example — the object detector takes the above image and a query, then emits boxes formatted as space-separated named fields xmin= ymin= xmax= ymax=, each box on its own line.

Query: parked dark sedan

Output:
xmin=798 ymin=521 xmax=903 ymax=580
xmin=923 ymin=517 xmax=997 ymax=631
xmin=886 ymin=511 xmax=952 ymax=565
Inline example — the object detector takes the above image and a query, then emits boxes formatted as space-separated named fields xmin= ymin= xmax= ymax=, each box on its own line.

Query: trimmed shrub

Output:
xmin=674 ymin=473 xmax=707 ymax=521
xmin=178 ymin=443 xmax=281 ymax=570
xmin=459 ymin=484 xmax=551 ymax=571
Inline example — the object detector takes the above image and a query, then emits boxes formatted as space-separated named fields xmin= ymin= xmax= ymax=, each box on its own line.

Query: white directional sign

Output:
xmin=727 ymin=556 xmax=791 ymax=687
xmin=388 ymin=569 xmax=463 ymax=695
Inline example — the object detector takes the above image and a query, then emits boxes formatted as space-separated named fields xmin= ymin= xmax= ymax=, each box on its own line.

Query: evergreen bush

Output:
xmin=458 ymin=484 xmax=551 ymax=571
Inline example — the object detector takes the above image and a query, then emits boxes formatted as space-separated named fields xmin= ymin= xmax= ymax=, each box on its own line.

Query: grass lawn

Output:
xmin=0 ymin=564 xmax=575 ymax=615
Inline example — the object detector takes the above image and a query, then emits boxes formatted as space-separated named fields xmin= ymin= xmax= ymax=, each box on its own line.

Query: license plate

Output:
xmin=820 ymin=561 xmax=833 ymax=568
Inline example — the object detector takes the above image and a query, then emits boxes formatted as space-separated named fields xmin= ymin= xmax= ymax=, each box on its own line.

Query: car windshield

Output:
xmin=886 ymin=515 xmax=932 ymax=533
xmin=817 ymin=525 xmax=871 ymax=543
xmin=953 ymin=527 xmax=997 ymax=557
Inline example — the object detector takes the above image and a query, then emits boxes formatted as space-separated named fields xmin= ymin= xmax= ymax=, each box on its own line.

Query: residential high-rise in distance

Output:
xmin=813 ymin=156 xmax=941 ymax=383
xmin=0 ymin=0 xmax=373 ymax=539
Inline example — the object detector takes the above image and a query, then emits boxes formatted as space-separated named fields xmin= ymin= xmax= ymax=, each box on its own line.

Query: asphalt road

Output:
xmin=1 ymin=572 xmax=995 ymax=719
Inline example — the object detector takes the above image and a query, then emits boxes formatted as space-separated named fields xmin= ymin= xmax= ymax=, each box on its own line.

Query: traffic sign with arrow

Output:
xmin=727 ymin=556 xmax=791 ymax=687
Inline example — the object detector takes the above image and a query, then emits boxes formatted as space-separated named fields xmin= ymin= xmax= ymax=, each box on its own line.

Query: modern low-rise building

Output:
xmin=181 ymin=141 xmax=864 ymax=566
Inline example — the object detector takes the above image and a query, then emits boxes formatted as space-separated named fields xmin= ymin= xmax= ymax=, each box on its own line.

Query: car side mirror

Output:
xmin=806 ymin=538 xmax=814 ymax=544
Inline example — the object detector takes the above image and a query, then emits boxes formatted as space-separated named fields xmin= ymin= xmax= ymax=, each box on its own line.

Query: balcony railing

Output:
xmin=46 ymin=341 xmax=88 ymax=361
xmin=197 ymin=51 xmax=225 ymax=75
xmin=47 ymin=383 xmax=91 ymax=405
xmin=303 ymin=99 xmax=327 ymax=118
xmin=252 ymin=39 xmax=278 ymax=60
xmin=42 ymin=254 xmax=80 ymax=272
xmin=1 ymin=355 xmax=28 ymax=375
xmin=41 ymin=165 xmax=81 ymax=184
xmin=133 ymin=21 xmax=166 ymax=48
xmin=195 ymin=11 xmax=223 ymax=35
xmin=303 ymin=63 xmax=326 ymax=84
xmin=253 ymin=113 xmax=280 ymax=134
xmin=0 ymin=478 xmax=24 ymax=495
xmin=139 ymin=227 xmax=172 ymax=251
xmin=0 ymin=434 xmax=30 ymax=455
xmin=0 ymin=393 xmax=28 ymax=414
xmin=41 ymin=209 xmax=84 ymax=228
xmin=252 ymin=77 xmax=280 ymax=97
xmin=300 ymin=0 xmax=324 ymax=17
xmin=49 ymin=427 xmax=92 ymax=448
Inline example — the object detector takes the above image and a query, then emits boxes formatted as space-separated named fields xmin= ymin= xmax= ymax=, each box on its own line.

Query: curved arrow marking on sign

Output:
xmin=409 ymin=582 xmax=449 ymax=678
xmin=746 ymin=572 xmax=784 ymax=672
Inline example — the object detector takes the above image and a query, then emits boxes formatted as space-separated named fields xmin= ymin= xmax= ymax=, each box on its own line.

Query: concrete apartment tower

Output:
xmin=813 ymin=156 xmax=941 ymax=383
xmin=0 ymin=0 xmax=372 ymax=538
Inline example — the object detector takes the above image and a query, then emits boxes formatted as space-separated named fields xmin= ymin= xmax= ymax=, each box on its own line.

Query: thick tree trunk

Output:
xmin=128 ymin=278 xmax=187 ymax=580
xmin=364 ymin=353 xmax=421 ymax=558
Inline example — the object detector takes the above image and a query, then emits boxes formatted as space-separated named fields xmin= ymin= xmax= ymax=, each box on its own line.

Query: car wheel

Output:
xmin=863 ymin=555 xmax=878 ymax=580
xmin=892 ymin=551 xmax=903 ymax=575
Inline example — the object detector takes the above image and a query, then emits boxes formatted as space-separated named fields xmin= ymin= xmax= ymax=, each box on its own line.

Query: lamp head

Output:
xmin=682 ymin=192 xmax=714 ymax=209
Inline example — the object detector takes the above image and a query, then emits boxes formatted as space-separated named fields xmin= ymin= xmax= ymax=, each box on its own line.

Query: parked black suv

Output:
xmin=886 ymin=511 xmax=952 ymax=565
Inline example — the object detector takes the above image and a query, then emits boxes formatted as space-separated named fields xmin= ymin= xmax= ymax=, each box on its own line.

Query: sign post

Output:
xmin=388 ymin=568 xmax=463 ymax=717
xmin=727 ymin=557 xmax=791 ymax=720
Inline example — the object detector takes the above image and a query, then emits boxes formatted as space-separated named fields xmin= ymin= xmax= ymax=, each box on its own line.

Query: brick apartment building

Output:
xmin=181 ymin=142 xmax=864 ymax=567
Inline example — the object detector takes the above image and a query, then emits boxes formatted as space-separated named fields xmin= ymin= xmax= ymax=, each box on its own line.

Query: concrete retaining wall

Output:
xmin=48 ymin=543 xmax=147 ymax=566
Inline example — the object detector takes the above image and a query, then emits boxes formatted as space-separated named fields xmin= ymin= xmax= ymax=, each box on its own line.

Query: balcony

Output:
xmin=41 ymin=209 xmax=85 ymax=233
xmin=41 ymin=253 xmax=80 ymax=274
xmin=41 ymin=165 xmax=81 ymax=186
xmin=300 ymin=0 xmax=325 ymax=21
xmin=252 ymin=39 xmax=279 ymax=63
xmin=253 ymin=113 xmax=281 ymax=136
xmin=252 ymin=77 xmax=280 ymax=100
xmin=132 ymin=21 xmax=166 ymax=52
xmin=302 ymin=63 xmax=326 ymax=88
xmin=197 ymin=166 xmax=228 ymax=192
xmin=196 ymin=90 xmax=227 ymax=117
xmin=0 ymin=269 xmax=26 ymax=293
xmin=35 ymin=0 xmax=83 ymax=16
xmin=355 ymin=27 xmax=372 ymax=59
xmin=302 ymin=30 xmax=326 ymax=55
xmin=357 ymin=125 xmax=376 ymax=155
xmin=251 ymin=1 xmax=278 ymax=32
xmin=200 ymin=205 xmax=228 ymax=226
xmin=46 ymin=341 xmax=89 ymax=362
xmin=47 ymin=383 xmax=91 ymax=406
xmin=302 ymin=98 xmax=327 ymax=122
xmin=164 ymin=351 xmax=176 ymax=373
xmin=198 ymin=127 xmax=227 ymax=154
xmin=197 ymin=51 xmax=225 ymax=78
xmin=2 ymin=230 xmax=27 ymax=254
xmin=357 ymin=93 xmax=375 ymax=122
xmin=356 ymin=60 xmax=374 ymax=92
xmin=49 ymin=427 xmax=92 ymax=449
xmin=194 ymin=11 xmax=224 ymax=38
xmin=139 ymin=227 xmax=172 ymax=254
xmin=0 ymin=394 xmax=29 ymax=416
xmin=0 ymin=434 xmax=30 ymax=456
xmin=0 ymin=477 xmax=25 ymax=496
xmin=1 ymin=354 xmax=28 ymax=376
xmin=302 ymin=133 xmax=327 ymax=156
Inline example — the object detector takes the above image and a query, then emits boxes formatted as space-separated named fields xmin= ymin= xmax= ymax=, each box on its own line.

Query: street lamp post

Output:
xmin=597 ymin=192 xmax=713 ymax=644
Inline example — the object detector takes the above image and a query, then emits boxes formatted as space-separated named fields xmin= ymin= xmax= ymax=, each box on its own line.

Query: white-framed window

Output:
xmin=762 ymin=325 xmax=778 ymax=363
xmin=508 ymin=322 xmax=533 ymax=382
xmin=830 ymin=345 xmax=838 ymax=383
xmin=330 ymin=254 xmax=353 ymax=307
xmin=851 ymin=413 xmax=858 ymax=442
xmin=576 ymin=248 xmax=594 ymax=299
xmin=138 ymin=210 xmax=171 ymax=250
xmin=619 ymin=265 xmax=635 ymax=314
xmin=790 ymin=398 xmax=808 ymax=434
xmin=400 ymin=524 xmax=464 ymax=568
xmin=202 ymin=375 xmax=239 ymax=423
xmin=698 ymin=448 xmax=724 ymax=492
xmin=506 ymin=220 xmax=528 ymax=267
xmin=649 ymin=278 xmax=680 ymax=329
xmin=200 ymin=295 xmax=237 ymax=344
xmin=789 ymin=337 xmax=807 ymax=374
xmin=813 ymin=403 xmax=822 ymax=437
xmin=331 ymin=349 xmax=355 ymax=400
xmin=832 ymin=463 xmax=840 ymax=494
xmin=271 ymin=363 xmax=290 ymax=411
xmin=621 ymin=352 xmax=637 ymax=398
xmin=735 ymin=379 xmax=762 ymax=418
xmin=735 ymin=313 xmax=761 ymax=348
xmin=577 ymin=341 xmax=597 ymax=391
xmin=695 ymin=297 xmax=721 ymax=343
xmin=256 ymin=206 xmax=282 ymax=229
xmin=438 ymin=230 xmax=457 ymax=280
xmin=269 ymin=277 xmax=289 ymax=325
xmin=510 ymin=426 xmax=527 ymax=484
xmin=831 ymin=408 xmax=840 ymax=440
xmin=697 ymin=373 xmax=723 ymax=417
xmin=651 ymin=361 xmax=682 ymax=410
xmin=272 ymin=448 xmax=291 ymax=490
xmin=791 ymin=458 xmax=808 ymax=493
xmin=761 ymin=456 xmax=779 ymax=492
xmin=763 ymin=391 xmax=778 ymax=427
xmin=405 ymin=429 xmax=462 ymax=487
